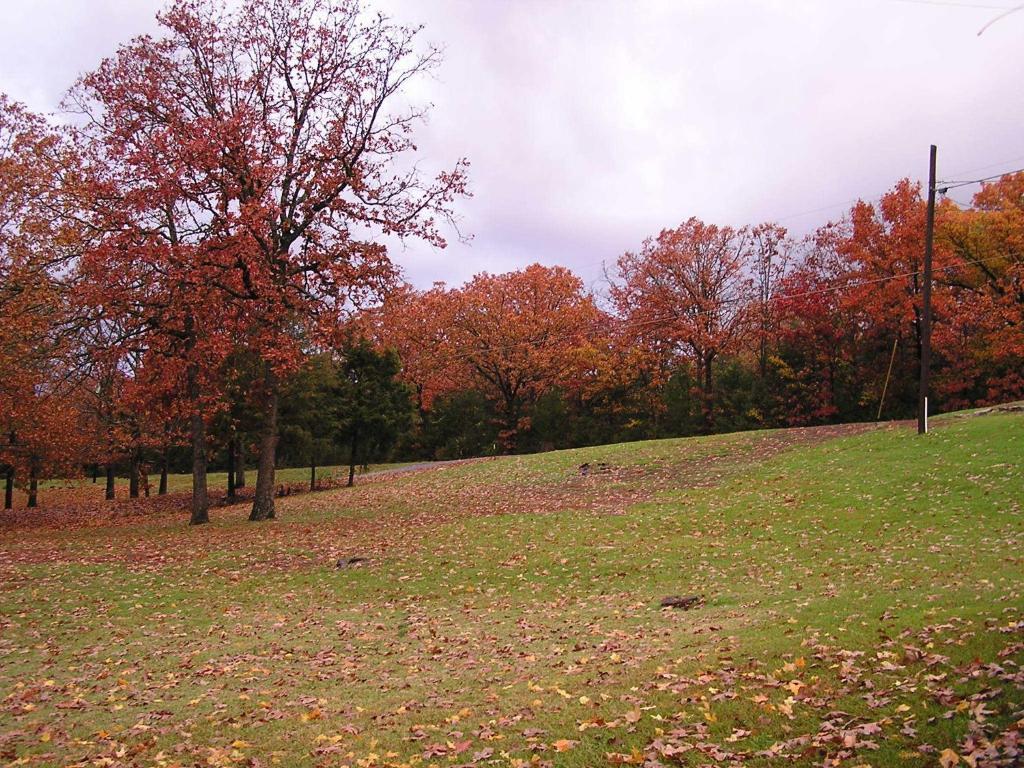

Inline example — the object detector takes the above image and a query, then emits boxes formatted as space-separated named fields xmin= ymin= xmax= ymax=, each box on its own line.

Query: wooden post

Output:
xmin=918 ymin=145 xmax=936 ymax=435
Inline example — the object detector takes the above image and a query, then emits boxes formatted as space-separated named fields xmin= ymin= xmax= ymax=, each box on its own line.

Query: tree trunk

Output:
xmin=249 ymin=372 xmax=278 ymax=521
xmin=189 ymin=410 xmax=210 ymax=525
xmin=235 ymin=436 xmax=246 ymax=488
xmin=347 ymin=433 xmax=358 ymax=488
xmin=27 ymin=466 xmax=38 ymax=508
xmin=310 ymin=461 xmax=316 ymax=492
xmin=92 ymin=464 xmax=98 ymax=483
xmin=4 ymin=467 xmax=13 ymax=509
xmin=759 ymin=325 xmax=769 ymax=378
xmin=701 ymin=354 xmax=715 ymax=434
xmin=227 ymin=436 xmax=237 ymax=499
xmin=159 ymin=448 xmax=168 ymax=495
xmin=129 ymin=453 xmax=140 ymax=499
xmin=500 ymin=391 xmax=520 ymax=454
xmin=183 ymin=323 xmax=209 ymax=524
xmin=105 ymin=465 xmax=116 ymax=500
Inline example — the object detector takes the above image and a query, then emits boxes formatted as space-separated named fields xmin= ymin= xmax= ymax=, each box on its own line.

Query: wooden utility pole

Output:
xmin=918 ymin=145 xmax=936 ymax=435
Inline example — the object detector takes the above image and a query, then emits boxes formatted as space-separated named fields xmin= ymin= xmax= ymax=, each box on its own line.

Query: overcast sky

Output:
xmin=1 ymin=0 xmax=1022 ymax=291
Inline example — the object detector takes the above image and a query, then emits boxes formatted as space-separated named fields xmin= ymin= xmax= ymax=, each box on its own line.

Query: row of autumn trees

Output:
xmin=3 ymin=2 xmax=1023 ymax=524
xmin=373 ymin=176 xmax=1023 ymax=458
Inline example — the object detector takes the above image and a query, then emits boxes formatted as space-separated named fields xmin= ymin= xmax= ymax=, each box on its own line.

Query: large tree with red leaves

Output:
xmin=70 ymin=0 xmax=468 ymax=521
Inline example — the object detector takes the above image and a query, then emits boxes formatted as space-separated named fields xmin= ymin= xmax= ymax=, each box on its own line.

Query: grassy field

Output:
xmin=1 ymin=413 xmax=1021 ymax=767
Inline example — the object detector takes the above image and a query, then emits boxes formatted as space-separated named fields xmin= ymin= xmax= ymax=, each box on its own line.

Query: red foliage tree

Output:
xmin=837 ymin=180 xmax=955 ymax=414
xmin=71 ymin=0 xmax=468 ymax=521
xmin=611 ymin=218 xmax=753 ymax=432
xmin=772 ymin=226 xmax=860 ymax=424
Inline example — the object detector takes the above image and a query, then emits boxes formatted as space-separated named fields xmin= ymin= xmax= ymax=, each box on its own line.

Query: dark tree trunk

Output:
xmin=701 ymin=354 xmax=715 ymax=434
xmin=129 ymin=453 xmax=140 ymax=499
xmin=759 ymin=327 xmax=769 ymax=378
xmin=142 ymin=465 xmax=150 ymax=497
xmin=310 ymin=461 xmax=316 ymax=492
xmin=183 ymin=322 xmax=209 ymax=524
xmin=347 ymin=433 xmax=358 ymax=488
xmin=27 ymin=466 xmax=38 ymax=508
xmin=105 ymin=465 xmax=116 ymax=500
xmin=159 ymin=448 xmax=168 ymax=495
xmin=235 ymin=436 xmax=246 ymax=488
xmin=249 ymin=372 xmax=278 ymax=521
xmin=4 ymin=467 xmax=14 ymax=509
xmin=499 ymin=390 xmax=520 ymax=454
xmin=189 ymin=410 xmax=210 ymax=525
xmin=227 ymin=436 xmax=237 ymax=499
xmin=92 ymin=464 xmax=98 ymax=483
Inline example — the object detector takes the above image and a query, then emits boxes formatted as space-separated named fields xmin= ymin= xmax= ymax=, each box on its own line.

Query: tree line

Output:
xmin=372 ymin=182 xmax=1022 ymax=459
xmin=2 ymin=0 xmax=1022 ymax=521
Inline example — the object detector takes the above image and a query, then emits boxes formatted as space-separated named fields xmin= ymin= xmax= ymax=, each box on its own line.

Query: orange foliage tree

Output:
xmin=373 ymin=283 xmax=465 ymax=418
xmin=938 ymin=172 xmax=1024 ymax=405
xmin=449 ymin=264 xmax=605 ymax=449
xmin=0 ymin=96 xmax=85 ymax=508
xmin=611 ymin=218 xmax=754 ymax=432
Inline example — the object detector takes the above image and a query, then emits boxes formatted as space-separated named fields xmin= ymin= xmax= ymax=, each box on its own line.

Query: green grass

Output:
xmin=0 ymin=415 xmax=1021 ymax=767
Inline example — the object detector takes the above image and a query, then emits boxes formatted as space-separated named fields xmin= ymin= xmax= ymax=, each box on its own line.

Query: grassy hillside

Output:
xmin=1 ymin=414 xmax=1021 ymax=767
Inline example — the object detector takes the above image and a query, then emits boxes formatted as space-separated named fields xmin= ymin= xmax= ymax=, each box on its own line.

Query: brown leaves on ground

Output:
xmin=1 ymin=422 xmax=885 ymax=574
xmin=1 ymin=419 xmax=1020 ymax=768
xmin=617 ymin=617 xmax=1023 ymax=767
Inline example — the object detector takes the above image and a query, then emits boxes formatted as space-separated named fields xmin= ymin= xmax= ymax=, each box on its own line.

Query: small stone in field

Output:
xmin=336 ymin=556 xmax=369 ymax=569
xmin=659 ymin=595 xmax=703 ymax=610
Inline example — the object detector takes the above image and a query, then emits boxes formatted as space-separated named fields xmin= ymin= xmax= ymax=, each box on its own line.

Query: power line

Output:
xmin=946 ymin=153 xmax=1024 ymax=177
xmin=770 ymin=155 xmax=1024 ymax=226
xmin=936 ymin=166 xmax=1024 ymax=191
xmin=774 ymin=194 xmax=886 ymax=224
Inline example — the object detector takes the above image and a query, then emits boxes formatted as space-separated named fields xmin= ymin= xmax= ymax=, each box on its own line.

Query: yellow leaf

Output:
xmin=939 ymin=748 xmax=960 ymax=768
xmin=552 ymin=739 xmax=577 ymax=752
